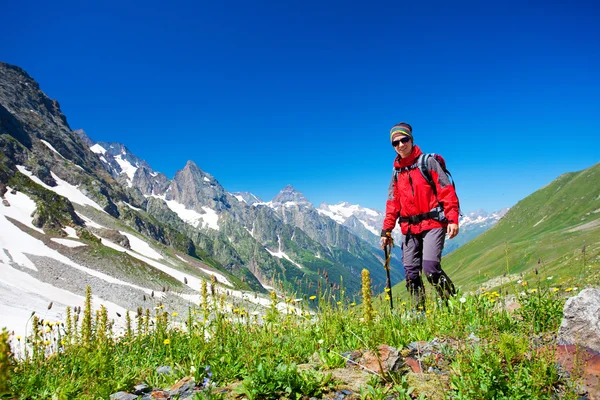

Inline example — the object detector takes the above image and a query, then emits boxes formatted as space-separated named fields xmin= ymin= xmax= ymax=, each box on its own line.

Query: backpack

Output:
xmin=393 ymin=153 xmax=462 ymax=219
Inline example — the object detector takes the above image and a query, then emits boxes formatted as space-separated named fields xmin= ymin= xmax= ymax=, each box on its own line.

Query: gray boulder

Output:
xmin=558 ymin=288 xmax=600 ymax=352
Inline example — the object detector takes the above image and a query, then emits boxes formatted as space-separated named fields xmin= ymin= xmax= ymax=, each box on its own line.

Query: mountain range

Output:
xmin=0 ymin=61 xmax=516 ymax=338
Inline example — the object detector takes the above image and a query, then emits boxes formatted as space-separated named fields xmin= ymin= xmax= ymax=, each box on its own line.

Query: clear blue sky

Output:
xmin=2 ymin=1 xmax=599 ymax=213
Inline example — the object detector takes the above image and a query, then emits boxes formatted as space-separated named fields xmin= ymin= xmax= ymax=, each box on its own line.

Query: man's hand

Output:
xmin=447 ymin=223 xmax=459 ymax=239
xmin=380 ymin=235 xmax=391 ymax=249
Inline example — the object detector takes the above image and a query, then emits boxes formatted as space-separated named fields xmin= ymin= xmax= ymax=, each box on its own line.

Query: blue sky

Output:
xmin=2 ymin=1 xmax=599 ymax=213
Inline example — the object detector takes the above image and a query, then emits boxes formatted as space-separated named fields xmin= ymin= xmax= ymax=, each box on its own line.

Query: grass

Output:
xmin=2 ymin=264 xmax=594 ymax=400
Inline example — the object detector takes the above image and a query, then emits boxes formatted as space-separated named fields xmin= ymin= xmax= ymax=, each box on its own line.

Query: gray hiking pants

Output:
xmin=402 ymin=228 xmax=447 ymax=283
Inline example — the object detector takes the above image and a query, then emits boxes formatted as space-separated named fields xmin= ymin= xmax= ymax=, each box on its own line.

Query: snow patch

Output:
xmin=63 ymin=226 xmax=78 ymax=238
xmin=16 ymin=166 xmax=106 ymax=212
xmin=113 ymin=155 xmax=138 ymax=187
xmin=75 ymin=212 xmax=104 ymax=229
xmin=51 ymin=238 xmax=87 ymax=248
xmin=149 ymin=195 xmax=220 ymax=231
xmin=121 ymin=232 xmax=163 ymax=260
xmin=40 ymin=140 xmax=66 ymax=160
xmin=90 ymin=144 xmax=107 ymax=155
xmin=124 ymin=202 xmax=142 ymax=211
xmin=1 ymin=188 xmax=44 ymax=234
xmin=235 ymin=195 xmax=246 ymax=203
xmin=0 ymin=262 xmax=129 ymax=339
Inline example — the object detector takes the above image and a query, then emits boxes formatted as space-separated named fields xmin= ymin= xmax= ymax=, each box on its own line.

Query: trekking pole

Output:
xmin=383 ymin=240 xmax=394 ymax=310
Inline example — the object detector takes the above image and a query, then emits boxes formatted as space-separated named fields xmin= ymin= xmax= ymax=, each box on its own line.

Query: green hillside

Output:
xmin=392 ymin=162 xmax=600 ymax=296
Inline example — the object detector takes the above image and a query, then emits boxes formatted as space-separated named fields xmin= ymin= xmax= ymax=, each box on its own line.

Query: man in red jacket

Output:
xmin=380 ymin=122 xmax=459 ymax=309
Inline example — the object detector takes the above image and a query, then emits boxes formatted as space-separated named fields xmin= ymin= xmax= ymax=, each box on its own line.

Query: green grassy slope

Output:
xmin=392 ymin=162 xmax=600 ymax=295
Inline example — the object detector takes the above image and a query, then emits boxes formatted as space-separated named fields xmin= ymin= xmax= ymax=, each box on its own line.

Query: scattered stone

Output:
xmin=133 ymin=383 xmax=151 ymax=395
xmin=149 ymin=390 xmax=169 ymax=399
xmin=98 ymin=229 xmax=131 ymax=249
xmin=156 ymin=365 xmax=173 ymax=375
xmin=341 ymin=350 xmax=362 ymax=367
xmin=328 ymin=367 xmax=373 ymax=393
xmin=558 ymin=289 xmax=600 ymax=352
xmin=549 ymin=344 xmax=600 ymax=400
xmin=405 ymin=356 xmax=422 ymax=373
xmin=109 ymin=392 xmax=138 ymax=400
xmin=170 ymin=376 xmax=196 ymax=398
xmin=358 ymin=344 xmax=404 ymax=374
xmin=2 ymin=199 xmax=9 ymax=207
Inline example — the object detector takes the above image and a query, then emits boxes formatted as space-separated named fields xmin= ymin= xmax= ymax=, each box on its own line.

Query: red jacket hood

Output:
xmin=393 ymin=145 xmax=423 ymax=169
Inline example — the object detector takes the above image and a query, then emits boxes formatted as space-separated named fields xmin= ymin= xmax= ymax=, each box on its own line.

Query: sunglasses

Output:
xmin=392 ymin=137 xmax=411 ymax=147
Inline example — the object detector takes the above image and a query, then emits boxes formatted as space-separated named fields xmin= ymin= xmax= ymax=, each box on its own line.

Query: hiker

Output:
xmin=380 ymin=122 xmax=459 ymax=309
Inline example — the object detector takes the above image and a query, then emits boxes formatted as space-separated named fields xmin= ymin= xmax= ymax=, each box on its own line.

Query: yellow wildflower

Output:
xmin=172 ymin=312 xmax=178 ymax=317
xmin=565 ymin=287 xmax=573 ymax=292
xmin=384 ymin=287 xmax=390 ymax=293
xmin=163 ymin=339 xmax=171 ymax=345
xmin=309 ymin=296 xmax=317 ymax=300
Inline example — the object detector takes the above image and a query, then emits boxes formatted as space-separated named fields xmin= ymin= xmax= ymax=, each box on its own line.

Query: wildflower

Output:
xmin=45 ymin=327 xmax=51 ymax=333
xmin=385 ymin=295 xmax=390 ymax=301
xmin=517 ymin=280 xmax=523 ymax=284
xmin=459 ymin=297 xmax=467 ymax=303
xmin=318 ymin=339 xmax=324 ymax=344
xmin=521 ymin=281 xmax=528 ymax=287
xmin=163 ymin=339 xmax=171 ymax=345
xmin=309 ymin=296 xmax=317 ymax=300
xmin=172 ymin=312 xmax=178 ymax=317
xmin=384 ymin=287 xmax=390 ymax=293
xmin=565 ymin=288 xmax=573 ymax=292
xmin=547 ymin=276 xmax=553 ymax=280
xmin=529 ymin=289 xmax=537 ymax=293
xmin=401 ymin=301 xmax=407 ymax=306
xmin=350 ymin=302 xmax=356 ymax=307
xmin=336 ymin=301 xmax=342 ymax=305
xmin=16 ymin=336 xmax=21 ymax=341
xmin=44 ymin=340 xmax=50 ymax=345
xmin=552 ymin=288 xmax=560 ymax=293
xmin=574 ymin=287 xmax=578 ymax=291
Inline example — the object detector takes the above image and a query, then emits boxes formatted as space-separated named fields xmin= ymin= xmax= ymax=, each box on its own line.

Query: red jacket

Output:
xmin=382 ymin=145 xmax=459 ymax=236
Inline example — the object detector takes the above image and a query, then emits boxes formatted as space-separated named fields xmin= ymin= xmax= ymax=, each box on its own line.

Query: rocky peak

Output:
xmin=271 ymin=185 xmax=312 ymax=208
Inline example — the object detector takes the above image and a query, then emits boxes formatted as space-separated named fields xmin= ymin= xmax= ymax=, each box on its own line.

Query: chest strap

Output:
xmin=399 ymin=207 xmax=447 ymax=225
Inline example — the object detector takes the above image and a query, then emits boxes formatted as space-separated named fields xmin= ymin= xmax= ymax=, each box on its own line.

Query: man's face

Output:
xmin=392 ymin=135 xmax=413 ymax=158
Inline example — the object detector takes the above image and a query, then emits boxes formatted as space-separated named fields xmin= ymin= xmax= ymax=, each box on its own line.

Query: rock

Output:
xmin=328 ymin=368 xmax=373 ymax=393
xmin=98 ymin=229 xmax=131 ymax=249
xmin=358 ymin=344 xmax=404 ymax=374
xmin=558 ymin=289 xmax=600 ymax=352
xmin=2 ymin=199 xmax=9 ymax=207
xmin=170 ymin=376 xmax=195 ymax=398
xmin=545 ymin=345 xmax=600 ymax=400
xmin=109 ymin=392 xmax=138 ymax=400
xmin=406 ymin=372 xmax=449 ymax=400
xmin=341 ymin=350 xmax=362 ymax=367
xmin=149 ymin=391 xmax=170 ymax=399
xmin=405 ymin=357 xmax=422 ymax=373
xmin=133 ymin=383 xmax=151 ymax=395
